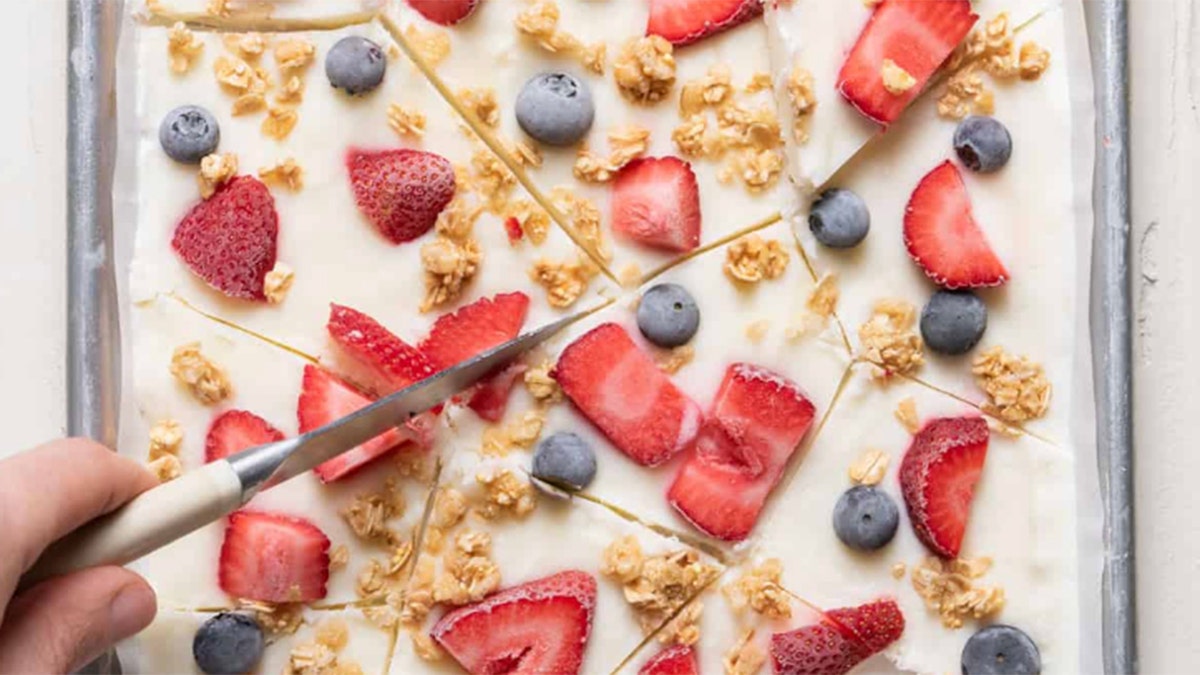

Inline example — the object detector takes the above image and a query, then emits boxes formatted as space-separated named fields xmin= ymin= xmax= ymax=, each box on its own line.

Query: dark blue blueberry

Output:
xmin=961 ymin=625 xmax=1042 ymax=674
xmin=532 ymin=432 xmax=597 ymax=492
xmin=637 ymin=283 xmax=700 ymax=348
xmin=515 ymin=72 xmax=595 ymax=147
xmin=193 ymin=612 xmax=264 ymax=675
xmin=325 ymin=36 xmax=387 ymax=95
xmin=809 ymin=188 xmax=870 ymax=248
xmin=159 ymin=105 xmax=220 ymax=164
xmin=954 ymin=116 xmax=1013 ymax=173
xmin=832 ymin=485 xmax=899 ymax=551
xmin=920 ymin=290 xmax=988 ymax=356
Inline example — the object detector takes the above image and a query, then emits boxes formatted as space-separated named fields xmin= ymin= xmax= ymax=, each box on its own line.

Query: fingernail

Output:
xmin=108 ymin=581 xmax=156 ymax=639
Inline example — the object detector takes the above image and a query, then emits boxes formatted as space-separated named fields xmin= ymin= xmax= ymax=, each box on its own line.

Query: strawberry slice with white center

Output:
xmin=904 ymin=160 xmax=1009 ymax=289
xmin=346 ymin=148 xmax=456 ymax=245
xmin=837 ymin=0 xmax=978 ymax=125
xmin=639 ymin=644 xmax=698 ymax=675
xmin=406 ymin=0 xmax=480 ymax=26
xmin=668 ymin=364 xmax=815 ymax=541
xmin=770 ymin=598 xmax=904 ymax=675
xmin=218 ymin=510 xmax=330 ymax=603
xmin=554 ymin=323 xmax=702 ymax=467
xmin=899 ymin=415 xmax=989 ymax=558
xmin=611 ymin=157 xmax=701 ymax=254
xmin=824 ymin=598 xmax=906 ymax=655
xmin=431 ymin=570 xmax=597 ymax=675
xmin=418 ymin=292 xmax=531 ymax=372
xmin=646 ymin=0 xmax=764 ymax=47
xmin=297 ymin=365 xmax=410 ymax=483
xmin=467 ymin=362 xmax=529 ymax=422
xmin=327 ymin=304 xmax=436 ymax=396
xmin=205 ymin=410 xmax=285 ymax=463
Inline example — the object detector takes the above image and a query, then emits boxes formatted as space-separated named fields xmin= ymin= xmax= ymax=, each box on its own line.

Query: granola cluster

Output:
xmin=601 ymin=536 xmax=720 ymax=642
xmin=613 ymin=36 xmax=676 ymax=104
xmin=475 ymin=469 xmax=538 ymax=519
xmin=938 ymin=13 xmax=1052 ymax=118
xmin=806 ymin=274 xmax=839 ymax=318
xmin=420 ymin=230 xmax=482 ymax=312
xmin=431 ymin=530 xmax=502 ymax=606
xmin=530 ymin=257 xmax=597 ymax=308
xmin=656 ymin=345 xmax=695 ymax=375
xmin=148 ymin=455 xmax=183 ymax=483
xmin=880 ymin=59 xmax=917 ymax=94
xmin=258 ymin=157 xmax=304 ymax=191
xmin=972 ymin=346 xmax=1051 ymax=423
xmin=237 ymin=599 xmax=305 ymax=636
xmin=723 ymin=629 xmax=768 ymax=675
xmin=894 ymin=396 xmax=920 ymax=433
xmin=457 ymin=87 xmax=501 ymax=128
xmin=147 ymin=418 xmax=183 ymax=461
xmin=481 ymin=409 xmax=546 ymax=457
xmin=858 ymin=299 xmax=925 ymax=381
xmin=387 ymin=103 xmax=427 ymax=138
xmin=573 ymin=125 xmax=651 ymax=183
xmin=341 ymin=479 xmax=408 ymax=546
xmin=261 ymin=261 xmax=295 ymax=304
xmin=198 ymin=152 xmax=239 ymax=198
xmin=524 ymin=360 xmax=563 ymax=403
xmin=405 ymin=25 xmax=451 ymax=67
xmin=722 ymin=559 xmax=793 ymax=619
xmin=502 ymin=199 xmax=552 ymax=246
xmin=167 ymin=22 xmax=204 ymax=74
xmin=724 ymin=235 xmax=790 ymax=284
xmin=911 ymin=556 xmax=1006 ymax=629
xmin=786 ymin=62 xmax=816 ymax=143
xmin=169 ymin=342 xmax=231 ymax=405
xmin=284 ymin=619 xmax=363 ymax=675
xmin=848 ymin=448 xmax=889 ymax=486
xmin=514 ymin=1 xmax=606 ymax=75
xmin=205 ymin=32 xmax=314 ymax=139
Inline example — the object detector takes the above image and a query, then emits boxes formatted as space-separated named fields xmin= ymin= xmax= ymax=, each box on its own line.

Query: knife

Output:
xmin=21 ymin=309 xmax=591 ymax=590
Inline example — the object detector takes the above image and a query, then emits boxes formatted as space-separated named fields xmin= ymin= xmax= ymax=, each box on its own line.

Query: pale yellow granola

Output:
xmin=431 ymin=487 xmax=469 ymax=531
xmin=573 ymin=125 xmax=651 ymax=183
xmin=420 ymin=235 xmax=481 ymax=312
xmin=276 ymin=75 xmax=305 ymax=104
xmin=972 ymin=346 xmax=1051 ymax=423
xmin=167 ymin=22 xmax=204 ymax=74
xmin=274 ymin=38 xmax=315 ymax=72
xmin=722 ymin=559 xmax=792 ymax=619
xmin=284 ymin=618 xmax=362 ymax=675
xmin=881 ymin=59 xmax=917 ymax=94
xmin=806 ymin=274 xmax=839 ymax=318
xmin=659 ymin=601 xmax=702 ymax=646
xmin=341 ymin=479 xmax=407 ymax=546
xmin=514 ymin=1 xmax=606 ymax=74
xmin=412 ymin=633 xmax=444 ymax=662
xmin=679 ymin=65 xmax=733 ymax=117
xmin=148 ymin=419 xmax=183 ymax=461
xmin=911 ymin=556 xmax=1006 ymax=629
xmin=858 ymin=299 xmax=924 ymax=380
xmin=1019 ymin=42 xmax=1051 ymax=80
xmin=786 ymin=63 xmax=816 ymax=143
xmin=724 ymin=235 xmax=790 ymax=284
xmin=457 ymin=87 xmax=500 ymax=128
xmin=744 ymin=320 xmax=770 ymax=343
xmin=232 ymin=92 xmax=267 ymax=116
xmin=236 ymin=599 xmax=304 ymax=636
xmin=387 ymin=103 xmax=427 ymax=138
xmin=481 ymin=409 xmax=545 ymax=457
xmin=848 ymin=448 xmax=889 ymax=486
xmin=614 ymin=36 xmax=676 ymax=104
xmin=724 ymin=628 xmax=767 ymax=675
xmin=223 ymin=32 xmax=267 ymax=61
xmin=405 ymin=25 xmax=451 ymax=68
xmin=198 ymin=152 xmax=238 ymax=198
xmin=895 ymin=397 xmax=920 ymax=433
xmin=262 ymin=105 xmax=299 ymax=140
xmin=432 ymin=530 xmax=502 ymax=606
xmin=169 ymin=343 xmax=231 ymax=405
xmin=148 ymin=455 xmax=182 ymax=483
xmin=938 ymin=12 xmax=1051 ymax=118
xmin=657 ymin=345 xmax=695 ymax=375
xmin=529 ymin=256 xmax=596 ymax=308
xmin=329 ymin=544 xmax=350 ymax=571
xmin=550 ymin=188 xmax=610 ymax=261
xmin=524 ymin=360 xmax=563 ymax=403
xmin=602 ymin=537 xmax=719 ymax=637
xmin=263 ymin=259 xmax=293 ymax=302
xmin=475 ymin=469 xmax=537 ymax=519
xmin=258 ymin=157 xmax=304 ymax=191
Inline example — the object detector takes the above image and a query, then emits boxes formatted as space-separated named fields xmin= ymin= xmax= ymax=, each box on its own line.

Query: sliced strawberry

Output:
xmin=504 ymin=216 xmax=524 ymax=244
xmin=837 ymin=0 xmax=978 ymax=125
xmin=668 ymin=364 xmax=815 ymax=541
xmin=824 ymin=598 xmax=906 ymax=655
xmin=406 ymin=0 xmax=480 ymax=26
xmin=297 ymin=365 xmax=408 ymax=483
xmin=899 ymin=415 xmax=990 ymax=558
xmin=639 ymin=644 xmax=698 ymax=675
xmin=467 ymin=362 xmax=529 ymax=422
xmin=346 ymin=148 xmax=456 ymax=244
xmin=327 ymin=304 xmax=435 ymax=395
xmin=205 ymin=410 xmax=285 ymax=463
xmin=171 ymin=175 xmax=278 ymax=301
xmin=554 ymin=323 xmax=702 ymax=467
xmin=218 ymin=510 xmax=330 ymax=603
xmin=431 ymin=570 xmax=597 ymax=675
xmin=418 ymin=292 xmax=531 ymax=372
xmin=771 ymin=622 xmax=870 ymax=675
xmin=611 ymin=157 xmax=701 ymax=253
xmin=904 ymin=161 xmax=1009 ymax=288
xmin=646 ymin=0 xmax=763 ymax=46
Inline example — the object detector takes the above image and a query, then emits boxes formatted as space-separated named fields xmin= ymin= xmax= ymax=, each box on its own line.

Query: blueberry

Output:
xmin=193 ymin=612 xmax=264 ymax=675
xmin=809 ymin=188 xmax=870 ymax=248
xmin=159 ymin=105 xmax=220 ymax=164
xmin=920 ymin=290 xmax=988 ymax=356
xmin=637 ymin=283 xmax=700 ymax=348
xmin=954 ymin=116 xmax=1013 ymax=173
xmin=515 ymin=72 xmax=595 ymax=147
xmin=325 ymin=36 xmax=387 ymax=95
xmin=832 ymin=485 xmax=899 ymax=551
xmin=532 ymin=432 xmax=597 ymax=492
xmin=961 ymin=625 xmax=1042 ymax=674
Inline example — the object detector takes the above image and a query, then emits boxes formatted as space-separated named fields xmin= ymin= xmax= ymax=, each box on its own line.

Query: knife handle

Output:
xmin=19 ymin=460 xmax=244 ymax=591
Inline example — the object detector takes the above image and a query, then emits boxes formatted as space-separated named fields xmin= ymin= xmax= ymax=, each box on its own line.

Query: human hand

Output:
xmin=0 ymin=439 xmax=160 ymax=673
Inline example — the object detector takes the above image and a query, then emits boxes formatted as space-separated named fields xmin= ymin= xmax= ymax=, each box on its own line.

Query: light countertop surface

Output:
xmin=0 ymin=1 xmax=1192 ymax=671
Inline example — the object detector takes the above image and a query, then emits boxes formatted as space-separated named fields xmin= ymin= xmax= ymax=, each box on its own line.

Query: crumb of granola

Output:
xmin=341 ymin=480 xmax=406 ymax=545
xmin=405 ymin=25 xmax=451 ymax=67
xmin=387 ymin=103 xmax=426 ymax=138
xmin=435 ymin=198 xmax=485 ymax=241
xmin=148 ymin=455 xmax=182 ymax=483
xmin=148 ymin=419 xmax=183 ymax=461
xmin=275 ymin=75 xmax=305 ymax=104
xmin=514 ymin=0 xmax=606 ymax=74
xmin=412 ymin=632 xmax=444 ymax=662
xmin=806 ymin=274 xmax=839 ymax=318
xmin=550 ymin=188 xmax=610 ymax=261
xmin=167 ymin=22 xmax=204 ymax=74
xmin=858 ymin=299 xmax=924 ymax=380
xmin=469 ymin=148 xmax=517 ymax=210
xmin=475 ymin=469 xmax=537 ymax=519
xmin=169 ymin=342 xmax=231 ymax=405
xmin=238 ymin=599 xmax=305 ymax=636
xmin=744 ymin=72 xmax=773 ymax=94
xmin=223 ymin=32 xmax=267 ymax=60
xmin=880 ymin=58 xmax=917 ymax=94
xmin=601 ymin=535 xmax=644 ymax=584
xmin=262 ymin=105 xmax=298 ymax=140
xmin=892 ymin=562 xmax=907 ymax=579
xmin=519 ymin=360 xmax=561 ymax=404
xmin=972 ymin=346 xmax=1051 ymax=423
xmin=258 ymin=157 xmax=303 ymax=191
xmin=458 ymin=88 xmax=500 ymax=128
xmin=938 ymin=12 xmax=1050 ymax=118
xmin=529 ymin=256 xmax=596 ymax=308
xmin=787 ymin=63 xmax=816 ymax=143
xmin=198 ymin=152 xmax=238 ymax=198
xmin=848 ymin=448 xmax=890 ymax=486
xmin=724 ymin=628 xmax=767 ymax=675
xmin=329 ymin=544 xmax=350 ymax=571
xmin=573 ymin=125 xmax=651 ymax=182
xmin=657 ymin=345 xmax=695 ymax=375
xmin=987 ymin=416 xmax=1024 ymax=438
xmin=911 ymin=556 xmax=1006 ymax=629
xmin=724 ymin=235 xmax=790 ymax=284
xmin=274 ymin=38 xmax=315 ymax=72
xmin=602 ymin=543 xmax=719 ymax=637
xmin=722 ymin=559 xmax=792 ymax=619
xmin=613 ymin=36 xmax=676 ymax=104
xmin=658 ymin=601 xmax=702 ymax=646
xmin=421 ymin=235 xmax=481 ymax=312
xmin=619 ymin=263 xmax=643 ymax=288
xmin=502 ymin=199 xmax=551 ymax=246
xmin=679 ymin=64 xmax=732 ymax=117
xmin=744 ymin=320 xmax=770 ymax=343
xmin=396 ymin=451 xmax=438 ymax=483
xmin=207 ymin=0 xmax=230 ymax=17
xmin=432 ymin=530 xmax=501 ymax=605
xmin=1019 ymin=41 xmax=1050 ymax=80
xmin=213 ymin=55 xmax=259 ymax=93
xmin=736 ymin=148 xmax=785 ymax=192
xmin=481 ymin=409 xmax=546 ymax=457
xmin=894 ymin=397 xmax=920 ymax=433
xmin=284 ymin=618 xmax=362 ymax=675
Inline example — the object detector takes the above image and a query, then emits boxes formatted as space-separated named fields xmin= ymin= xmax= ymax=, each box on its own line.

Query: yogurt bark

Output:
xmin=143 ymin=0 xmax=383 ymax=24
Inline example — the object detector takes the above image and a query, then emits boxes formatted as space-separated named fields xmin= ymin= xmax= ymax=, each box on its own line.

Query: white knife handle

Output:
xmin=20 ymin=460 xmax=244 ymax=590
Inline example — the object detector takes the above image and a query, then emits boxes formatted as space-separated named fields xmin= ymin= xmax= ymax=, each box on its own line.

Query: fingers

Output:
xmin=0 ymin=566 xmax=157 ymax=674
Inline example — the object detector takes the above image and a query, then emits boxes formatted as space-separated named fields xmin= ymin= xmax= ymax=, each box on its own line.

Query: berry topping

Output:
xmin=611 ymin=157 xmax=702 ymax=253
xmin=171 ymin=175 xmax=278 ymax=301
xmin=159 ymin=104 xmax=220 ymax=164
xmin=899 ymin=416 xmax=990 ymax=558
xmin=920 ymin=289 xmax=988 ymax=356
xmin=346 ymin=148 xmax=456 ymax=245
xmin=770 ymin=598 xmax=904 ymax=675
xmin=809 ymin=188 xmax=871 ymax=249
xmin=532 ymin=432 xmax=597 ymax=492
xmin=193 ymin=613 xmax=264 ymax=675
xmin=962 ymin=625 xmax=1042 ymax=675
xmin=837 ymin=0 xmax=978 ymax=125
xmin=431 ymin=570 xmax=597 ymax=675
xmin=668 ymin=364 xmax=816 ymax=541
xmin=418 ymin=292 xmax=531 ymax=372
xmin=646 ymin=0 xmax=764 ymax=47
xmin=833 ymin=485 xmax=900 ymax=551
xmin=204 ymin=410 xmax=285 ymax=463
xmin=904 ymin=161 xmax=1009 ymax=289
xmin=954 ymin=115 xmax=1013 ymax=173
xmin=406 ymin=0 xmax=480 ymax=26
xmin=218 ymin=511 xmax=330 ymax=603
xmin=639 ymin=644 xmax=698 ymax=675
xmin=554 ymin=323 xmax=702 ymax=467
xmin=325 ymin=36 xmax=387 ymax=95
xmin=637 ymin=283 xmax=701 ymax=348
xmin=327 ymin=304 xmax=436 ymax=395
xmin=825 ymin=598 xmax=906 ymax=654
xmin=516 ymin=72 xmax=596 ymax=147
xmin=467 ymin=362 xmax=528 ymax=422
xmin=297 ymin=364 xmax=408 ymax=483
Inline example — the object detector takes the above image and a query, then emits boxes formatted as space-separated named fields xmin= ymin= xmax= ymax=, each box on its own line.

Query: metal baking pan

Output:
xmin=67 ymin=0 xmax=1135 ymax=672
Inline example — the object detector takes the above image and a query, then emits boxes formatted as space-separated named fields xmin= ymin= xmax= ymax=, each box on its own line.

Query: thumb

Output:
xmin=0 ymin=566 xmax=157 ymax=674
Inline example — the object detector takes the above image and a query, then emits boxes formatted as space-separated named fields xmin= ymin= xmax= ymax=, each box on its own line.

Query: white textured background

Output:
xmin=0 ymin=0 xmax=1192 ymax=671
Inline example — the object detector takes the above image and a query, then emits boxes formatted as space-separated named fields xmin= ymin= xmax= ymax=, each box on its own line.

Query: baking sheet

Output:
xmin=69 ymin=0 xmax=1134 ymax=672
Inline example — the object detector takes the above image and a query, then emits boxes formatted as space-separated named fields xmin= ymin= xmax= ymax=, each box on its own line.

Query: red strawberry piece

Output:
xmin=639 ymin=644 xmax=698 ymax=675
xmin=218 ymin=510 xmax=330 ymax=603
xmin=406 ymin=0 xmax=480 ymax=26
xmin=327 ymin=304 xmax=436 ymax=395
xmin=205 ymin=410 xmax=285 ymax=463
xmin=899 ymin=415 xmax=989 ymax=558
xmin=467 ymin=362 xmax=529 ymax=422
xmin=171 ymin=175 xmax=278 ymax=301
xmin=646 ymin=0 xmax=763 ymax=46
xmin=668 ymin=364 xmax=815 ymax=541
xmin=553 ymin=323 xmax=702 ymax=467
xmin=346 ymin=148 xmax=456 ymax=244
xmin=824 ymin=598 xmax=906 ymax=655
xmin=418 ymin=292 xmax=531 ymax=371
xmin=431 ymin=570 xmax=597 ymax=675
xmin=771 ymin=622 xmax=870 ymax=675
xmin=504 ymin=216 xmax=524 ymax=244
xmin=904 ymin=160 xmax=1009 ymax=289
xmin=297 ymin=364 xmax=408 ymax=483
xmin=837 ymin=0 xmax=978 ymax=125
xmin=611 ymin=157 xmax=701 ymax=254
